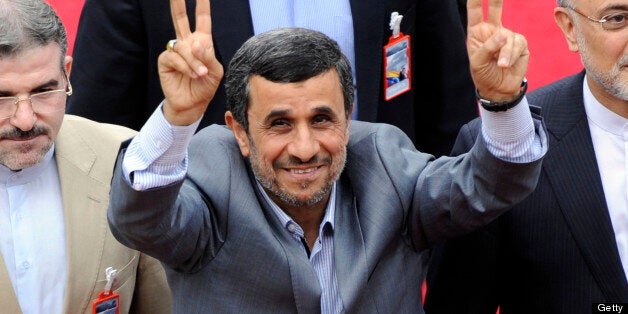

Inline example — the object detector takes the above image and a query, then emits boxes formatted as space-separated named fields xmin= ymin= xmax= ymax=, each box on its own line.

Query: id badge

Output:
xmin=93 ymin=291 xmax=120 ymax=314
xmin=93 ymin=267 xmax=120 ymax=314
xmin=383 ymin=33 xmax=412 ymax=101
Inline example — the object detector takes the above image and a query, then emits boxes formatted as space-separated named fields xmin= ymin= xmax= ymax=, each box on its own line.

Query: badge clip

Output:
xmin=92 ymin=267 xmax=121 ymax=314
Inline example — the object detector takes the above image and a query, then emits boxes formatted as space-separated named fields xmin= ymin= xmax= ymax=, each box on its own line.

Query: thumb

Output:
xmin=472 ymin=30 xmax=508 ymax=67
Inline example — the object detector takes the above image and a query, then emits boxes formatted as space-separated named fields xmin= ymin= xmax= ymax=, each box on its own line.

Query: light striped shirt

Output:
xmin=256 ymin=181 xmax=343 ymax=313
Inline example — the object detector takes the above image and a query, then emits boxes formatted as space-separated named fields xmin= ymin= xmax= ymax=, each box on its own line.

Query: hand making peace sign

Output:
xmin=158 ymin=0 xmax=224 ymax=126
xmin=467 ymin=0 xmax=529 ymax=103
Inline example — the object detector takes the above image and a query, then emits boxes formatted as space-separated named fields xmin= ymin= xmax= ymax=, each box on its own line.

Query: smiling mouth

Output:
xmin=290 ymin=167 xmax=319 ymax=174
xmin=3 ymin=134 xmax=42 ymax=143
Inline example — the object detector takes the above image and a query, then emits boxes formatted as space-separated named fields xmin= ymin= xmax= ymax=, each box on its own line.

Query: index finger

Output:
xmin=195 ymin=0 xmax=212 ymax=35
xmin=170 ymin=0 xmax=192 ymax=38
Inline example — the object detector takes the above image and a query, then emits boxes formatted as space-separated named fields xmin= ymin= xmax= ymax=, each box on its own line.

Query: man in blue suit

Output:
xmin=425 ymin=0 xmax=628 ymax=312
xmin=108 ymin=0 xmax=547 ymax=312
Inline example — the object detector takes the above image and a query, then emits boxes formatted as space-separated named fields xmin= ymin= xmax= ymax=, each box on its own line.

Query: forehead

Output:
xmin=0 ymin=43 xmax=62 ymax=90
xmin=576 ymin=0 xmax=628 ymax=10
xmin=247 ymin=70 xmax=345 ymax=116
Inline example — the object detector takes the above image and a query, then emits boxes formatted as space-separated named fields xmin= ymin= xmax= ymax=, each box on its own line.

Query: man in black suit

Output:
xmin=425 ymin=0 xmax=628 ymax=313
xmin=66 ymin=0 xmax=477 ymax=157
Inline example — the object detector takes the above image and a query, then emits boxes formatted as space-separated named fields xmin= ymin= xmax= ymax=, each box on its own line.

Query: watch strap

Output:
xmin=476 ymin=79 xmax=528 ymax=112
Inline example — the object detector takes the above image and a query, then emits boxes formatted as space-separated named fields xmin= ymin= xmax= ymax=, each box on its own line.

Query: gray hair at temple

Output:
xmin=0 ymin=0 xmax=68 ymax=68
xmin=225 ymin=27 xmax=354 ymax=131
xmin=557 ymin=0 xmax=571 ymax=7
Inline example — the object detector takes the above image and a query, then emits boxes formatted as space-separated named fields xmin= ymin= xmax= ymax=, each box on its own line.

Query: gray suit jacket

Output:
xmin=0 ymin=115 xmax=171 ymax=314
xmin=108 ymin=120 xmax=544 ymax=313
xmin=425 ymin=72 xmax=628 ymax=314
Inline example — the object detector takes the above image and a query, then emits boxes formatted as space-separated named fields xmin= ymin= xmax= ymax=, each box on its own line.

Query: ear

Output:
xmin=344 ymin=121 xmax=351 ymax=146
xmin=64 ymin=56 xmax=73 ymax=76
xmin=225 ymin=111 xmax=251 ymax=157
xmin=345 ymin=103 xmax=353 ymax=146
xmin=554 ymin=7 xmax=580 ymax=52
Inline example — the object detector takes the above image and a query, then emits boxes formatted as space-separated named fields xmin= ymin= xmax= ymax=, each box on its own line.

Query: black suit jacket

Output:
xmin=67 ymin=0 xmax=477 ymax=157
xmin=424 ymin=71 xmax=628 ymax=314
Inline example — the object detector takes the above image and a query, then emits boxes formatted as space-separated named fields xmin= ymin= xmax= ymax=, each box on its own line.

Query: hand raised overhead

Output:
xmin=467 ymin=0 xmax=529 ymax=103
xmin=158 ymin=0 xmax=224 ymax=126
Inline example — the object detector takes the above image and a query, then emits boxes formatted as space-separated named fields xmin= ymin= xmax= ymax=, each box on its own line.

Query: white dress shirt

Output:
xmin=583 ymin=77 xmax=628 ymax=280
xmin=0 ymin=147 xmax=67 ymax=314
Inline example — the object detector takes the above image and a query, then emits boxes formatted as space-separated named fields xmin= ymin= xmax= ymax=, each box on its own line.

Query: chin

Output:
xmin=1 ymin=146 xmax=50 ymax=170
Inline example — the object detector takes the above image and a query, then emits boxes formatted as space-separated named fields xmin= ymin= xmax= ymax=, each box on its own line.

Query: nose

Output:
xmin=287 ymin=124 xmax=320 ymax=162
xmin=9 ymin=99 xmax=37 ymax=131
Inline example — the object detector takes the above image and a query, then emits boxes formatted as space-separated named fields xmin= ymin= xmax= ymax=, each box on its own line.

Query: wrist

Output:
xmin=476 ymin=79 xmax=528 ymax=112
xmin=162 ymin=100 xmax=205 ymax=126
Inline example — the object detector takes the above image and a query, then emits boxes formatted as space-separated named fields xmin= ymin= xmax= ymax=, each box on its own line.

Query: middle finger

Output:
xmin=195 ymin=0 xmax=212 ymax=35
xmin=486 ymin=0 xmax=504 ymax=26
xmin=170 ymin=0 xmax=192 ymax=38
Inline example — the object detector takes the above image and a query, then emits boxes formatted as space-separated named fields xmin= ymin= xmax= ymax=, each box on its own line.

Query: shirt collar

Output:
xmin=256 ymin=180 xmax=337 ymax=236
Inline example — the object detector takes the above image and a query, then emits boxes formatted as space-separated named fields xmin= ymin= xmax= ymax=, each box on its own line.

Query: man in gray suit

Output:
xmin=108 ymin=0 xmax=547 ymax=312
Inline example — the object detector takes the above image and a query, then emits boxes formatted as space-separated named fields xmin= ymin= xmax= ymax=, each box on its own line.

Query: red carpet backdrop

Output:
xmin=47 ymin=0 xmax=582 ymax=91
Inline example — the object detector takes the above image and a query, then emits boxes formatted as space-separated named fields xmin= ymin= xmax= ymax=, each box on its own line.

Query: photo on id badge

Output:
xmin=384 ymin=36 xmax=411 ymax=101
xmin=94 ymin=297 xmax=118 ymax=314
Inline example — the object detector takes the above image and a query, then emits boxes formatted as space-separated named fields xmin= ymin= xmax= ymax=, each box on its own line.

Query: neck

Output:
xmin=276 ymin=194 xmax=330 ymax=250
xmin=587 ymin=75 xmax=628 ymax=119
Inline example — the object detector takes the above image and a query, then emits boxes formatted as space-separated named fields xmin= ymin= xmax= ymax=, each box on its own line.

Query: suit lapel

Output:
xmin=211 ymin=0 xmax=254 ymax=65
xmin=249 ymin=167 xmax=322 ymax=312
xmin=54 ymin=120 xmax=109 ymax=313
xmin=0 ymin=255 xmax=22 ymax=313
xmin=333 ymin=176 xmax=367 ymax=310
xmin=252 ymin=171 xmax=371 ymax=310
xmin=541 ymin=73 xmax=628 ymax=300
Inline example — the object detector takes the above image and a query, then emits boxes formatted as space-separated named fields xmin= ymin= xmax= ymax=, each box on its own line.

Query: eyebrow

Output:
xmin=311 ymin=106 xmax=335 ymax=116
xmin=602 ymin=4 xmax=628 ymax=12
xmin=263 ymin=105 xmax=337 ymax=123
xmin=0 ymin=78 xmax=60 ymax=96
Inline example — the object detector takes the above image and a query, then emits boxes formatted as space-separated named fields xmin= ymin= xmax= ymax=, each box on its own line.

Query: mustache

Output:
xmin=274 ymin=155 xmax=332 ymax=168
xmin=0 ymin=125 xmax=49 ymax=140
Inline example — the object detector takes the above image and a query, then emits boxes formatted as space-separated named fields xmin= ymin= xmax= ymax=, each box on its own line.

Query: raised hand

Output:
xmin=158 ymin=0 xmax=224 ymax=125
xmin=467 ymin=0 xmax=529 ymax=102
